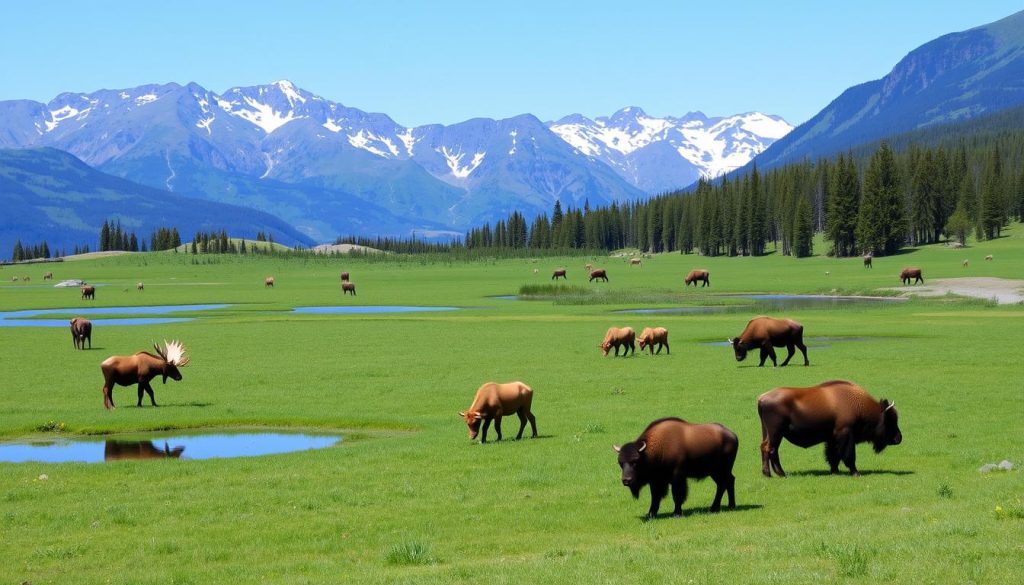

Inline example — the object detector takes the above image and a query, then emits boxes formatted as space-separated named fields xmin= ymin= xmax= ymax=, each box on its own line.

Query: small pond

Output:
xmin=292 ymin=306 xmax=460 ymax=314
xmin=0 ymin=304 xmax=229 ymax=327
xmin=0 ymin=431 xmax=342 ymax=463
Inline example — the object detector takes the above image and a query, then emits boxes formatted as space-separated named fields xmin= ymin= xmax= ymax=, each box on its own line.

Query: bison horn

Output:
xmin=884 ymin=401 xmax=896 ymax=412
xmin=638 ymin=441 xmax=646 ymax=452
xmin=612 ymin=445 xmax=621 ymax=453
xmin=458 ymin=411 xmax=465 ymax=417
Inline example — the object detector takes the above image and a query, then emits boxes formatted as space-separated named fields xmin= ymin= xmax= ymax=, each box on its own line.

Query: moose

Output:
xmin=614 ymin=417 xmax=738 ymax=518
xmin=757 ymin=380 xmax=902 ymax=477
xmin=342 ymin=282 xmax=356 ymax=295
xmin=70 ymin=317 xmax=92 ymax=350
xmin=600 ymin=327 xmax=636 ymax=357
xmin=81 ymin=285 xmax=96 ymax=300
xmin=899 ymin=267 xmax=923 ymax=285
xmin=459 ymin=381 xmax=538 ymax=443
xmin=99 ymin=340 xmax=190 ymax=409
xmin=589 ymin=269 xmax=609 ymax=282
xmin=265 ymin=277 xmax=275 ymax=287
xmin=863 ymin=254 xmax=873 ymax=268
xmin=552 ymin=269 xmax=567 ymax=280
xmin=637 ymin=327 xmax=669 ymax=355
xmin=684 ymin=270 xmax=710 ymax=287
xmin=729 ymin=316 xmax=809 ymax=367
xmin=104 ymin=440 xmax=185 ymax=461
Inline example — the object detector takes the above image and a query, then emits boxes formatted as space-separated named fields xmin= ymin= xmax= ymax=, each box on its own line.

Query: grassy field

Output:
xmin=1 ymin=227 xmax=1022 ymax=584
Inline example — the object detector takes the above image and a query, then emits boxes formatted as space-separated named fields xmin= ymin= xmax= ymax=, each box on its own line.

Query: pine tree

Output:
xmin=943 ymin=199 xmax=971 ymax=245
xmin=793 ymin=197 xmax=815 ymax=257
xmin=979 ymin=146 xmax=1004 ymax=239
xmin=825 ymin=153 xmax=860 ymax=256
xmin=100 ymin=221 xmax=111 ymax=252
xmin=856 ymin=143 xmax=906 ymax=255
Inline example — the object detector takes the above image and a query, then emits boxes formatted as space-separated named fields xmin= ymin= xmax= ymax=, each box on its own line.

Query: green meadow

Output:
xmin=1 ymin=228 xmax=1023 ymax=584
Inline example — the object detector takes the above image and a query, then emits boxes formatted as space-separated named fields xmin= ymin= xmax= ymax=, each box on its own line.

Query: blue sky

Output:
xmin=1 ymin=1 xmax=1020 ymax=126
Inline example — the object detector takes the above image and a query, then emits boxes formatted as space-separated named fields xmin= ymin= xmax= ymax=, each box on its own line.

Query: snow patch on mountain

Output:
xmin=440 ymin=147 xmax=485 ymax=178
xmin=135 ymin=94 xmax=158 ymax=106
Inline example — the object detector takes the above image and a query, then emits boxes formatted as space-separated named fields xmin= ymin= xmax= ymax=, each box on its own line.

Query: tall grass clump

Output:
xmin=384 ymin=539 xmax=437 ymax=566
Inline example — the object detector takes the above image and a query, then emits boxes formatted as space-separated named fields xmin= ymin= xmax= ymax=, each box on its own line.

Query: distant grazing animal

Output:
xmin=684 ymin=269 xmax=710 ymax=287
xmin=757 ymin=380 xmax=902 ymax=477
xmin=614 ymin=417 xmax=738 ymax=518
xmin=70 ymin=317 xmax=92 ymax=350
xmin=342 ymin=282 xmax=356 ymax=295
xmin=265 ymin=277 xmax=275 ymax=287
xmin=825 ymin=271 xmax=830 ymax=276
xmin=137 ymin=281 xmax=144 ymax=291
xmin=533 ymin=268 xmax=539 ymax=274
xmin=863 ymin=254 xmax=873 ymax=268
xmin=585 ymin=263 xmax=593 ymax=272
xmin=600 ymin=327 xmax=636 ymax=357
xmin=630 ymin=258 xmax=642 ymax=266
xmin=985 ymin=255 xmax=993 ymax=261
xmin=729 ymin=316 xmax=808 ymax=367
xmin=11 ymin=276 xmax=17 ymax=282
xmin=637 ymin=327 xmax=669 ymax=355
xmin=99 ymin=340 xmax=190 ymax=409
xmin=962 ymin=259 xmax=969 ymax=268
xmin=899 ymin=267 xmax=923 ymax=285
xmin=22 ymin=276 xmax=30 ymax=282
xmin=104 ymin=440 xmax=184 ymax=461
xmin=81 ymin=285 xmax=96 ymax=300
xmin=340 ymin=271 xmax=350 ymax=281
xmin=459 ymin=381 xmax=537 ymax=443
xmin=43 ymin=272 xmax=53 ymax=280
xmin=552 ymin=268 xmax=567 ymax=280
xmin=589 ymin=269 xmax=609 ymax=282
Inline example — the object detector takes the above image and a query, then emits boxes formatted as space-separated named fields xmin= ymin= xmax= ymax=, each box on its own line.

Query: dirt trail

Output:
xmin=891 ymin=277 xmax=1024 ymax=305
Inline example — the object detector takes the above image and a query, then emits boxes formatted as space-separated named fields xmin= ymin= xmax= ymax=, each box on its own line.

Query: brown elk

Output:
xmin=899 ymin=267 xmax=923 ymax=285
xmin=460 ymin=381 xmax=538 ymax=443
xmin=342 ymin=282 xmax=356 ymax=295
xmin=589 ymin=269 xmax=609 ymax=282
xmin=99 ymin=340 xmax=190 ymax=409
xmin=340 ymin=271 xmax=350 ymax=281
xmin=863 ymin=254 xmax=873 ymax=268
xmin=43 ymin=272 xmax=53 ymax=280
xmin=630 ymin=258 xmax=642 ymax=266
xmin=81 ymin=285 xmax=96 ymax=300
xmin=137 ymin=282 xmax=145 ymax=291
xmin=70 ymin=317 xmax=92 ymax=350
xmin=684 ymin=270 xmax=710 ymax=287
xmin=104 ymin=440 xmax=185 ymax=460
xmin=552 ymin=269 xmax=567 ymax=280
xmin=600 ymin=327 xmax=636 ymax=357
xmin=265 ymin=277 xmax=275 ymax=287
xmin=637 ymin=327 xmax=669 ymax=355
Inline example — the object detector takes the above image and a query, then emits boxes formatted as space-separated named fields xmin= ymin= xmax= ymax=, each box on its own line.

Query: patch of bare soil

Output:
xmin=890 ymin=277 xmax=1024 ymax=305
xmin=310 ymin=243 xmax=384 ymax=254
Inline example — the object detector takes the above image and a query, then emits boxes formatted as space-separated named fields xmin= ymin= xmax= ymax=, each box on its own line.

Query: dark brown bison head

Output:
xmin=873 ymin=399 xmax=902 ymax=453
xmin=637 ymin=337 xmax=648 ymax=351
xmin=459 ymin=410 xmax=483 ymax=440
xmin=613 ymin=441 xmax=647 ymax=498
xmin=729 ymin=338 xmax=748 ymax=362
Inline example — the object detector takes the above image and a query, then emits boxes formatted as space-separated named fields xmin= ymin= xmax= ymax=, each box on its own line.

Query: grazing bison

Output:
xmin=70 ymin=317 xmax=92 ymax=350
xmin=589 ymin=269 xmax=609 ymax=282
xmin=459 ymin=381 xmax=537 ymax=443
xmin=99 ymin=340 xmax=190 ymax=409
xmin=137 ymin=281 xmax=145 ymax=291
xmin=899 ymin=267 xmax=923 ymax=285
xmin=684 ymin=270 xmax=710 ymax=287
xmin=43 ymin=272 xmax=53 ymax=280
xmin=81 ymin=285 xmax=96 ymax=300
xmin=757 ymin=380 xmax=902 ymax=477
xmin=340 ymin=271 xmax=350 ymax=282
xmin=729 ymin=316 xmax=808 ymax=367
xmin=104 ymin=440 xmax=185 ymax=461
xmin=600 ymin=327 xmax=636 ymax=357
xmin=552 ymin=269 xmax=567 ymax=280
xmin=863 ymin=254 xmax=873 ymax=268
xmin=630 ymin=258 xmax=642 ymax=266
xmin=637 ymin=327 xmax=669 ymax=355
xmin=265 ymin=277 xmax=275 ymax=287
xmin=342 ymin=282 xmax=356 ymax=295
xmin=614 ymin=417 xmax=738 ymax=518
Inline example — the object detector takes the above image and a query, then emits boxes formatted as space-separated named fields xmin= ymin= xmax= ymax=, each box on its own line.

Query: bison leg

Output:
xmin=103 ymin=384 xmax=115 ymax=409
xmin=627 ymin=341 xmax=635 ymax=356
xmin=670 ymin=479 xmax=688 ymax=517
xmin=662 ymin=341 xmax=669 ymax=355
xmin=527 ymin=412 xmax=537 ymax=438
xmin=480 ymin=418 xmax=492 ymax=443
xmin=758 ymin=347 xmax=772 ymax=367
xmin=797 ymin=341 xmax=808 ymax=366
xmin=780 ymin=344 xmax=796 ymax=367
xmin=838 ymin=431 xmax=859 ymax=475
xmin=493 ymin=417 xmax=503 ymax=441
xmin=515 ymin=411 xmax=527 ymax=439
xmin=711 ymin=474 xmax=734 ymax=512
xmin=825 ymin=440 xmax=842 ymax=474
xmin=648 ymin=481 xmax=668 ymax=518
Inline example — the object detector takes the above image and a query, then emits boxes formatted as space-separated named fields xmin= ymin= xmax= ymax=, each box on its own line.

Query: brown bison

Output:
xmin=104 ymin=440 xmax=185 ymax=461
xmin=757 ymin=380 xmax=902 ymax=477
xmin=600 ymin=327 xmax=636 ymax=357
xmin=614 ymin=417 xmax=738 ymax=518
xmin=265 ymin=277 xmax=275 ymax=287
xmin=43 ymin=272 xmax=54 ymax=280
xmin=729 ymin=316 xmax=808 ymax=367
xmin=899 ymin=267 xmax=923 ymax=285
xmin=552 ymin=269 xmax=567 ymax=280
xmin=340 ymin=271 xmax=350 ymax=281
xmin=100 ymin=340 xmax=190 ymax=409
xmin=863 ymin=254 xmax=873 ymax=268
xmin=589 ymin=269 xmax=609 ymax=282
xmin=630 ymin=258 xmax=642 ymax=266
xmin=684 ymin=270 xmax=710 ymax=287
xmin=342 ymin=282 xmax=356 ymax=295
xmin=459 ymin=381 xmax=538 ymax=443
xmin=81 ymin=285 xmax=96 ymax=300
xmin=70 ymin=317 xmax=92 ymax=350
xmin=637 ymin=327 xmax=669 ymax=355
xmin=137 ymin=281 xmax=145 ymax=291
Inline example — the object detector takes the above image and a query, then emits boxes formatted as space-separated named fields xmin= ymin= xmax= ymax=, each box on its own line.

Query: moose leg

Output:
xmin=141 ymin=382 xmax=158 ymax=407
xmin=493 ymin=416 xmax=503 ymax=441
xmin=780 ymin=344 xmax=796 ymax=366
xmin=648 ymin=481 xmax=667 ymax=518
xmin=670 ymin=479 xmax=688 ymax=516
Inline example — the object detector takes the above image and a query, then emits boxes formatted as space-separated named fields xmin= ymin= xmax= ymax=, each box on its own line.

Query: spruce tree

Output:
xmin=856 ymin=142 xmax=906 ymax=255
xmin=794 ymin=197 xmax=814 ymax=257
xmin=979 ymin=146 xmax=1004 ymax=239
xmin=825 ymin=153 xmax=860 ymax=256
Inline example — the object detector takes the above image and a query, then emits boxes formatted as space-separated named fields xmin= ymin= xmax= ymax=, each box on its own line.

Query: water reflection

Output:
xmin=105 ymin=440 xmax=185 ymax=460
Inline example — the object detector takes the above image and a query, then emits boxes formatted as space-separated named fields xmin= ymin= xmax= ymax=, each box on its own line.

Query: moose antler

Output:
xmin=153 ymin=341 xmax=166 ymax=360
xmin=162 ymin=340 xmax=189 ymax=367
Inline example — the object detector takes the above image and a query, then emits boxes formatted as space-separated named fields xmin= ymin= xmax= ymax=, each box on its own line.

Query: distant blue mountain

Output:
xmin=751 ymin=9 xmax=1024 ymax=170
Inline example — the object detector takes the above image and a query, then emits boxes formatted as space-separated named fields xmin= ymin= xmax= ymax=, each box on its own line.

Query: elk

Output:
xmin=81 ymin=285 xmax=96 ymax=300
xmin=99 ymin=340 xmax=190 ymax=409
xmin=863 ymin=254 xmax=873 ymax=268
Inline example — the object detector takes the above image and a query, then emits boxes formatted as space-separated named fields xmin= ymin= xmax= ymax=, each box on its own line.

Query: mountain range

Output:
xmin=0 ymin=81 xmax=788 ymax=243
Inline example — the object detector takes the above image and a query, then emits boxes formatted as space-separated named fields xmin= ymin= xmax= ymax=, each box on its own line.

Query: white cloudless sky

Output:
xmin=1 ymin=1 xmax=1021 ymax=126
